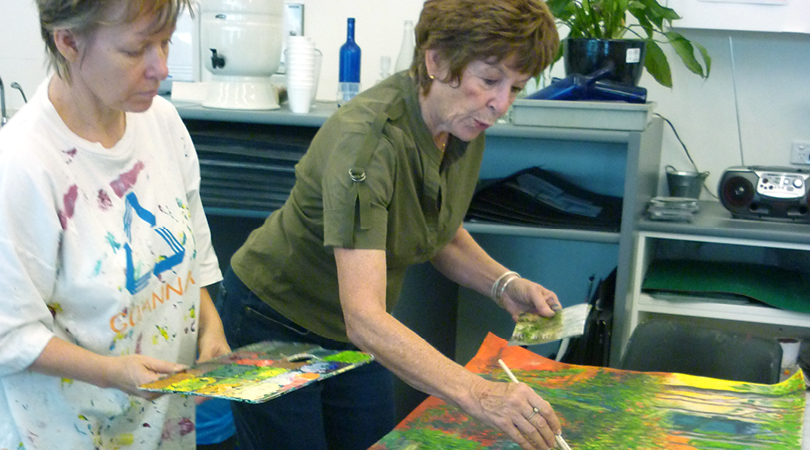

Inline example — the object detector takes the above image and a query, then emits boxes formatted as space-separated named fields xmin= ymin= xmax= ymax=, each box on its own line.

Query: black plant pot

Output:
xmin=564 ymin=38 xmax=647 ymax=86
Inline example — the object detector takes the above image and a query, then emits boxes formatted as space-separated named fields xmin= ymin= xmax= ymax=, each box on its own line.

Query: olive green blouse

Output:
xmin=230 ymin=72 xmax=486 ymax=342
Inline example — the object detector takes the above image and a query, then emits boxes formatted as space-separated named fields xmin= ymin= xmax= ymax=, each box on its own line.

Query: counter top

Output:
xmin=171 ymin=99 xmax=337 ymax=128
xmin=170 ymin=96 xmax=654 ymax=142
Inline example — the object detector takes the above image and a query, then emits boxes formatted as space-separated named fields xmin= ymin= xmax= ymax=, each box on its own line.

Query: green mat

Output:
xmin=642 ymin=259 xmax=810 ymax=314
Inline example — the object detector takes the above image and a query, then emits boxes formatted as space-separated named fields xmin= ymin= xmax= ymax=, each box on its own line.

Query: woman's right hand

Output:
xmin=30 ymin=337 xmax=187 ymax=399
xmin=465 ymin=377 xmax=562 ymax=450
xmin=101 ymin=354 xmax=187 ymax=399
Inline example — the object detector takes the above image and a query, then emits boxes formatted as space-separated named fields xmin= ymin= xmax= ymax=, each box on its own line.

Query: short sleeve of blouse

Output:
xmin=321 ymin=122 xmax=397 ymax=250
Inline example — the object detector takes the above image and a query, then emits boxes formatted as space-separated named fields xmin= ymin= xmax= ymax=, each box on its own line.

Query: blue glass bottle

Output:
xmin=337 ymin=18 xmax=361 ymax=106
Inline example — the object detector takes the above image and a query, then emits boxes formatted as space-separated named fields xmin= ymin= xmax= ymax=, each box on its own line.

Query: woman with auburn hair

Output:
xmin=216 ymin=0 xmax=562 ymax=449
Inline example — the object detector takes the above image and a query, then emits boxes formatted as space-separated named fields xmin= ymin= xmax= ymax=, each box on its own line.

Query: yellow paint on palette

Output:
xmin=252 ymin=367 xmax=287 ymax=380
xmin=143 ymin=372 xmax=195 ymax=389
xmin=196 ymin=380 xmax=243 ymax=396
xmin=170 ymin=377 xmax=216 ymax=391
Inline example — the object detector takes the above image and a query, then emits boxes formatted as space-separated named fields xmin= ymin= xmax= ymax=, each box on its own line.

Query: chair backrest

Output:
xmin=620 ymin=319 xmax=783 ymax=384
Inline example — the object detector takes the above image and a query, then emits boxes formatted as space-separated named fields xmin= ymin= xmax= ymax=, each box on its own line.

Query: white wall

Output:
xmin=0 ymin=0 xmax=44 ymax=112
xmin=643 ymin=28 xmax=810 ymax=197
xmin=293 ymin=0 xmax=424 ymax=100
xmin=1 ymin=0 xmax=809 ymax=197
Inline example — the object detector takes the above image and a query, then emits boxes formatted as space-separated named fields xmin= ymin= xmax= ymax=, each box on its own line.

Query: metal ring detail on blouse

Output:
xmin=349 ymin=168 xmax=366 ymax=182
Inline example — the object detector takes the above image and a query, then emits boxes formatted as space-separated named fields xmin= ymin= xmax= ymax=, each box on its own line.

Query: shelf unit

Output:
xmin=455 ymin=117 xmax=664 ymax=366
xmin=172 ymin=98 xmax=665 ymax=369
xmin=621 ymin=200 xmax=810 ymax=359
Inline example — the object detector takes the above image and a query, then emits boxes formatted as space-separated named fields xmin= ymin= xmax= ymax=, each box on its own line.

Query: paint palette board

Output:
xmin=139 ymin=341 xmax=374 ymax=403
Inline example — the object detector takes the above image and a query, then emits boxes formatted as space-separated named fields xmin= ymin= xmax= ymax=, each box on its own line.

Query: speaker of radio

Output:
xmin=718 ymin=166 xmax=810 ymax=222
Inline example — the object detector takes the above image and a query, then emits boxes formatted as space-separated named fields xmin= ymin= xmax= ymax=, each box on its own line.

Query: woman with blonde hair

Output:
xmin=0 ymin=1 xmax=230 ymax=448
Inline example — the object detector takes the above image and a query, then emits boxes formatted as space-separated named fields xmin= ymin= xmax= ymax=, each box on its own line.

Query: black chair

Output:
xmin=620 ymin=319 xmax=783 ymax=384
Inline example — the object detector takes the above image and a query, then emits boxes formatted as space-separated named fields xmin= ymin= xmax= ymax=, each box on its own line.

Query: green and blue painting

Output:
xmin=140 ymin=340 xmax=374 ymax=403
xmin=371 ymin=333 xmax=805 ymax=450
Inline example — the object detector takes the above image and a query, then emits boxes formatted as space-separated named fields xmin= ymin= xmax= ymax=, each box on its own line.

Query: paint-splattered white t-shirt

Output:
xmin=0 ymin=79 xmax=222 ymax=449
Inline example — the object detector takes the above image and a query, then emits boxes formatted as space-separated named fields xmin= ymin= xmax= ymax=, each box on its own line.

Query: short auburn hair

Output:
xmin=412 ymin=0 xmax=559 ymax=94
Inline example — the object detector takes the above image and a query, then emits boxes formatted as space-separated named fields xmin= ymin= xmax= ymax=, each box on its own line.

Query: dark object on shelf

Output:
xmin=718 ymin=166 xmax=810 ymax=223
xmin=526 ymin=65 xmax=647 ymax=103
xmin=564 ymin=38 xmax=647 ymax=86
xmin=646 ymin=196 xmax=700 ymax=222
xmin=666 ymin=165 xmax=708 ymax=199
xmin=558 ymin=268 xmax=617 ymax=367
xmin=621 ymin=319 xmax=783 ymax=384
xmin=466 ymin=166 xmax=623 ymax=231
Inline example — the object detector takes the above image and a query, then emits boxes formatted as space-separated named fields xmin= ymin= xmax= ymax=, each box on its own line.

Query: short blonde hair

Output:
xmin=37 ymin=0 xmax=191 ymax=83
xmin=413 ymin=0 xmax=559 ymax=95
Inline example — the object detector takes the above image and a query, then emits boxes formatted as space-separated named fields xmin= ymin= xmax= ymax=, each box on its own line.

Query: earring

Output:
xmin=429 ymin=75 xmax=435 ymax=80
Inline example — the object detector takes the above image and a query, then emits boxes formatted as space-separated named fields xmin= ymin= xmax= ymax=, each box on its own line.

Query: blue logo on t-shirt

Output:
xmin=122 ymin=192 xmax=185 ymax=294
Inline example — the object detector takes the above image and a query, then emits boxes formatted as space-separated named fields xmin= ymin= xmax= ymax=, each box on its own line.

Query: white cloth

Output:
xmin=0 ymin=79 xmax=221 ymax=449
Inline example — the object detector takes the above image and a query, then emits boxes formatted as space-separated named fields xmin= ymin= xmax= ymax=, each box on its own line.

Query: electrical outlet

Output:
xmin=790 ymin=141 xmax=810 ymax=165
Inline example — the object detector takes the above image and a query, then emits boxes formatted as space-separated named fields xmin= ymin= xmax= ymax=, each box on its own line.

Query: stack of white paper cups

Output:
xmin=285 ymin=36 xmax=321 ymax=113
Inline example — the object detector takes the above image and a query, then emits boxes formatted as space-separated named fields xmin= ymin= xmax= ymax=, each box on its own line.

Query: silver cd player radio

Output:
xmin=718 ymin=166 xmax=810 ymax=222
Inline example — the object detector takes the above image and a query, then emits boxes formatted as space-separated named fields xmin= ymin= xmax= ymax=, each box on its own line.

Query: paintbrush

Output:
xmin=498 ymin=359 xmax=573 ymax=450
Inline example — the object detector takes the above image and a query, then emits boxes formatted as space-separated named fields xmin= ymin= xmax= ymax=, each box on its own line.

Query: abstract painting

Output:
xmin=371 ymin=333 xmax=805 ymax=449
xmin=140 ymin=340 xmax=374 ymax=403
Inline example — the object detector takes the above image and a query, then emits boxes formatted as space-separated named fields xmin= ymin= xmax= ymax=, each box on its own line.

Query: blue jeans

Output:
xmin=216 ymin=268 xmax=396 ymax=450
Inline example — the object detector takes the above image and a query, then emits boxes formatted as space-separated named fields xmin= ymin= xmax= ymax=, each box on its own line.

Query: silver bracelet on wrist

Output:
xmin=491 ymin=270 xmax=521 ymax=307
xmin=497 ymin=274 xmax=521 ymax=305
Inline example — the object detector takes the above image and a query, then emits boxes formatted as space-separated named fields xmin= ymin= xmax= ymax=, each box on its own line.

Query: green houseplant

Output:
xmin=545 ymin=0 xmax=711 ymax=88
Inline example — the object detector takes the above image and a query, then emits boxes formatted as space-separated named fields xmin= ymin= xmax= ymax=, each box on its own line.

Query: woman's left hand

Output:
xmin=194 ymin=317 xmax=231 ymax=405
xmin=197 ymin=326 xmax=231 ymax=364
xmin=196 ymin=286 xmax=232 ymax=364
xmin=501 ymin=278 xmax=562 ymax=321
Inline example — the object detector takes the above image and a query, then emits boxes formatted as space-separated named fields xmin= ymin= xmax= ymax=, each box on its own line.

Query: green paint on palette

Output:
xmin=204 ymin=364 xmax=257 ymax=378
xmin=322 ymin=351 xmax=373 ymax=364
xmin=252 ymin=367 xmax=288 ymax=380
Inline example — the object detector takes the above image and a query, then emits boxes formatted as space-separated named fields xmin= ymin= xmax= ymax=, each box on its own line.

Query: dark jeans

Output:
xmin=197 ymin=435 xmax=237 ymax=450
xmin=216 ymin=268 xmax=396 ymax=450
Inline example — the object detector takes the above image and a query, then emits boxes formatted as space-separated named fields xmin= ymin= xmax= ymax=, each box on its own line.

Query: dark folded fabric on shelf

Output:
xmin=465 ymin=166 xmax=623 ymax=231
